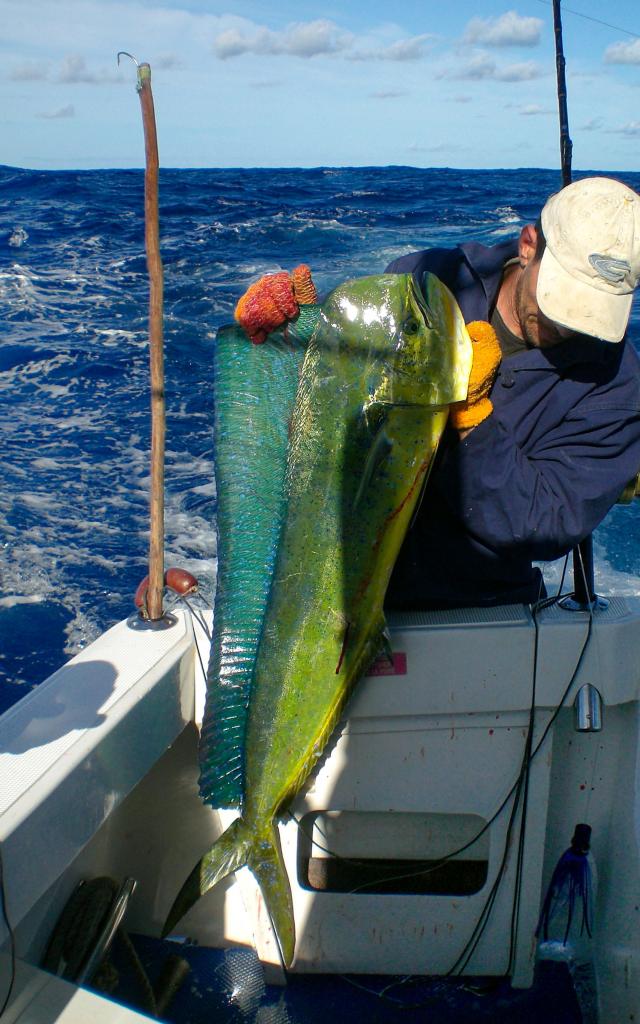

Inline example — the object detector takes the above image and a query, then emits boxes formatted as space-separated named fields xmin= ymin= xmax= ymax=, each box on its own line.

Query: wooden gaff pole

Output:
xmin=121 ymin=56 xmax=165 ymax=620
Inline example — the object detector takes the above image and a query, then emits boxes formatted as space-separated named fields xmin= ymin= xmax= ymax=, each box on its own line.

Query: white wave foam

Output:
xmin=494 ymin=205 xmax=520 ymax=224
xmin=9 ymin=227 xmax=28 ymax=247
xmin=17 ymin=492 xmax=60 ymax=511
xmin=0 ymin=594 xmax=46 ymax=608
xmin=64 ymin=605 xmax=103 ymax=656
xmin=539 ymin=538 xmax=640 ymax=599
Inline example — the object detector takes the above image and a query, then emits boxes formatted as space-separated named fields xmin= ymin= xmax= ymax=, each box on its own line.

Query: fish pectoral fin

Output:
xmin=409 ymin=436 xmax=441 ymax=529
xmin=352 ymin=410 xmax=393 ymax=512
xmin=249 ymin=823 xmax=296 ymax=967
xmin=162 ymin=817 xmax=250 ymax=938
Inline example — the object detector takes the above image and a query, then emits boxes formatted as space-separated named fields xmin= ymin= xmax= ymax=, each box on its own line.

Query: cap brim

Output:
xmin=537 ymin=246 xmax=631 ymax=343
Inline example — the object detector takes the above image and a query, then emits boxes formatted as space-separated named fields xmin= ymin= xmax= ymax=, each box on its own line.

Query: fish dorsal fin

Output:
xmin=198 ymin=322 xmax=309 ymax=808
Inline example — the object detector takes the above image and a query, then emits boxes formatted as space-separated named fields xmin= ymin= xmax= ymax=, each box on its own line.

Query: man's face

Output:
xmin=514 ymin=251 xmax=576 ymax=349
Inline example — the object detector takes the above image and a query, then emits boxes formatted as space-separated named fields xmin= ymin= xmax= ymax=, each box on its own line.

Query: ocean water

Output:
xmin=2 ymin=164 xmax=640 ymax=709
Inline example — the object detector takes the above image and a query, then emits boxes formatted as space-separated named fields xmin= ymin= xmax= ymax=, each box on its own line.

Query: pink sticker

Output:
xmin=366 ymin=652 xmax=407 ymax=677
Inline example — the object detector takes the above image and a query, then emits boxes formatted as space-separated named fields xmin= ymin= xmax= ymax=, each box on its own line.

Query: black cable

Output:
xmin=289 ymin=572 xmax=592 ymax=996
xmin=535 ymin=0 xmax=640 ymax=40
xmin=180 ymin=596 xmax=212 ymax=643
xmin=506 ymin=596 xmax=543 ymax=975
xmin=176 ymin=595 xmax=212 ymax=691
xmin=290 ymin=577 xmax=588 ymax=904
xmin=446 ymin=574 xmax=547 ymax=977
xmin=506 ymin=569 xmax=554 ymax=975
xmin=451 ymin=587 xmax=595 ymax=980
xmin=297 ymin=575 xmax=571 ymax=886
xmin=0 ymin=843 xmax=16 ymax=1018
xmin=287 ymin=589 xmax=594 ymax=1007
xmin=446 ymin=775 xmax=524 ymax=976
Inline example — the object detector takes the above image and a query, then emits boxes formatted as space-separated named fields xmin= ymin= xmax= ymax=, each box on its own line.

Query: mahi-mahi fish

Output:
xmin=164 ymin=272 xmax=473 ymax=964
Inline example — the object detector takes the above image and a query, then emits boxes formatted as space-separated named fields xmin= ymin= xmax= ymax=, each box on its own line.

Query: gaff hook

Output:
xmin=117 ymin=51 xmax=139 ymax=68
xmin=117 ymin=51 xmax=150 ymax=91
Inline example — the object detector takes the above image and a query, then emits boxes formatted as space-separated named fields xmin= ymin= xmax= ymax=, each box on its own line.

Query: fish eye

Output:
xmin=403 ymin=317 xmax=420 ymax=335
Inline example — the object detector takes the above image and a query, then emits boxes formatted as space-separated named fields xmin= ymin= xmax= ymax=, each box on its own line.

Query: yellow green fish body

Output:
xmin=164 ymin=272 xmax=472 ymax=964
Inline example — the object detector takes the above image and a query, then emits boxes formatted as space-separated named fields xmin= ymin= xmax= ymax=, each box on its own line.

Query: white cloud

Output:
xmin=444 ymin=52 xmax=542 ymax=82
xmin=604 ymin=39 xmax=640 ymax=65
xmin=3 ymin=0 xmax=222 ymax=54
xmin=213 ymin=18 xmax=431 ymax=63
xmin=38 ymin=104 xmax=75 ymax=120
xmin=463 ymin=10 xmax=543 ymax=48
xmin=214 ymin=19 xmax=353 ymax=60
xmin=496 ymin=61 xmax=542 ymax=82
xmin=280 ymin=19 xmax=353 ymax=57
xmin=58 ymin=55 xmax=123 ymax=84
xmin=10 ymin=61 xmax=50 ymax=81
xmin=154 ymin=54 xmax=184 ymax=70
xmin=449 ymin=52 xmax=496 ymax=80
xmin=8 ymin=53 xmax=127 ymax=85
xmin=581 ymin=117 xmax=604 ymax=132
xmin=609 ymin=121 xmax=640 ymax=137
xmin=363 ymin=35 xmax=432 ymax=62
xmin=517 ymin=104 xmax=552 ymax=116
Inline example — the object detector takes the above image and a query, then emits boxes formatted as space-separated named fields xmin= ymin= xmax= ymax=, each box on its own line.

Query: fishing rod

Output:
xmin=550 ymin=3 xmax=600 ymax=607
xmin=552 ymin=0 xmax=572 ymax=189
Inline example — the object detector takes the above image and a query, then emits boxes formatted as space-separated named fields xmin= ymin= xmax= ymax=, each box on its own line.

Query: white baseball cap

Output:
xmin=537 ymin=176 xmax=640 ymax=342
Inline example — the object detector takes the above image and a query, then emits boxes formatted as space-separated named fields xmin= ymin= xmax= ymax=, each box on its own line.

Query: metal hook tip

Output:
xmin=117 ymin=51 xmax=139 ymax=67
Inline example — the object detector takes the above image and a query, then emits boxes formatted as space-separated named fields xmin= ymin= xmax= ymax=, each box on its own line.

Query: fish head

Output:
xmin=324 ymin=273 xmax=473 ymax=409
xmin=377 ymin=271 xmax=473 ymax=408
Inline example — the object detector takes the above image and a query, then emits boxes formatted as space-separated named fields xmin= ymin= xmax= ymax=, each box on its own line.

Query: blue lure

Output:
xmin=536 ymin=823 xmax=594 ymax=945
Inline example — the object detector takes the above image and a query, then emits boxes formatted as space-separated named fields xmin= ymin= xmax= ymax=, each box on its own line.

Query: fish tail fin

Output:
xmin=248 ymin=822 xmax=295 ymax=967
xmin=162 ymin=818 xmax=296 ymax=966
xmin=162 ymin=817 xmax=251 ymax=939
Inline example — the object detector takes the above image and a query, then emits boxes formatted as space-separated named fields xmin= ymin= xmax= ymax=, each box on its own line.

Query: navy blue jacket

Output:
xmin=385 ymin=241 xmax=640 ymax=608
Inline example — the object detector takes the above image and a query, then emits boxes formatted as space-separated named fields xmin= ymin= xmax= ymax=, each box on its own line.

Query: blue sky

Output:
xmin=2 ymin=0 xmax=640 ymax=170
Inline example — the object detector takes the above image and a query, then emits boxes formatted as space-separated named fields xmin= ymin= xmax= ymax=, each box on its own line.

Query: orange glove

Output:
xmin=235 ymin=265 xmax=318 ymax=344
xmin=449 ymin=320 xmax=502 ymax=431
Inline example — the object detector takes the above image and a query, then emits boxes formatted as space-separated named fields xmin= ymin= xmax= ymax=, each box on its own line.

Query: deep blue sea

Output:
xmin=2 ymin=164 xmax=640 ymax=710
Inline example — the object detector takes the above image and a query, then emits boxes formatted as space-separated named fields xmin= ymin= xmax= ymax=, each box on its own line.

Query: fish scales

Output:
xmin=165 ymin=273 xmax=473 ymax=965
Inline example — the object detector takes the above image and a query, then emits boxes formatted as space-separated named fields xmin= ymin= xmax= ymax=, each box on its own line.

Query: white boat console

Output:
xmin=1 ymin=599 xmax=639 ymax=1021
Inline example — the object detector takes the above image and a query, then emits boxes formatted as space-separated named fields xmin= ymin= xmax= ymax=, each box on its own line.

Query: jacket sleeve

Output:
xmin=436 ymin=395 xmax=640 ymax=561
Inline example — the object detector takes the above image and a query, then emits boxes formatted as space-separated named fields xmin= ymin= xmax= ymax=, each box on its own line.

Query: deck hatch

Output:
xmin=297 ymin=810 xmax=489 ymax=896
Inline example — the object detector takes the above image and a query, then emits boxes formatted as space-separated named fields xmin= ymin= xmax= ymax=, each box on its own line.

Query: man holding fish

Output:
xmin=384 ymin=176 xmax=640 ymax=608
xmin=237 ymin=175 xmax=640 ymax=609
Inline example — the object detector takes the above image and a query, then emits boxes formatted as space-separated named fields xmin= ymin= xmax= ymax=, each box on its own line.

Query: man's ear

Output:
xmin=518 ymin=224 xmax=538 ymax=267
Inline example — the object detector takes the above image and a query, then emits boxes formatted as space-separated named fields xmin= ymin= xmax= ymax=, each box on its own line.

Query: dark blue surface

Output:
xmin=108 ymin=935 xmax=582 ymax=1024
xmin=2 ymin=165 xmax=640 ymax=704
